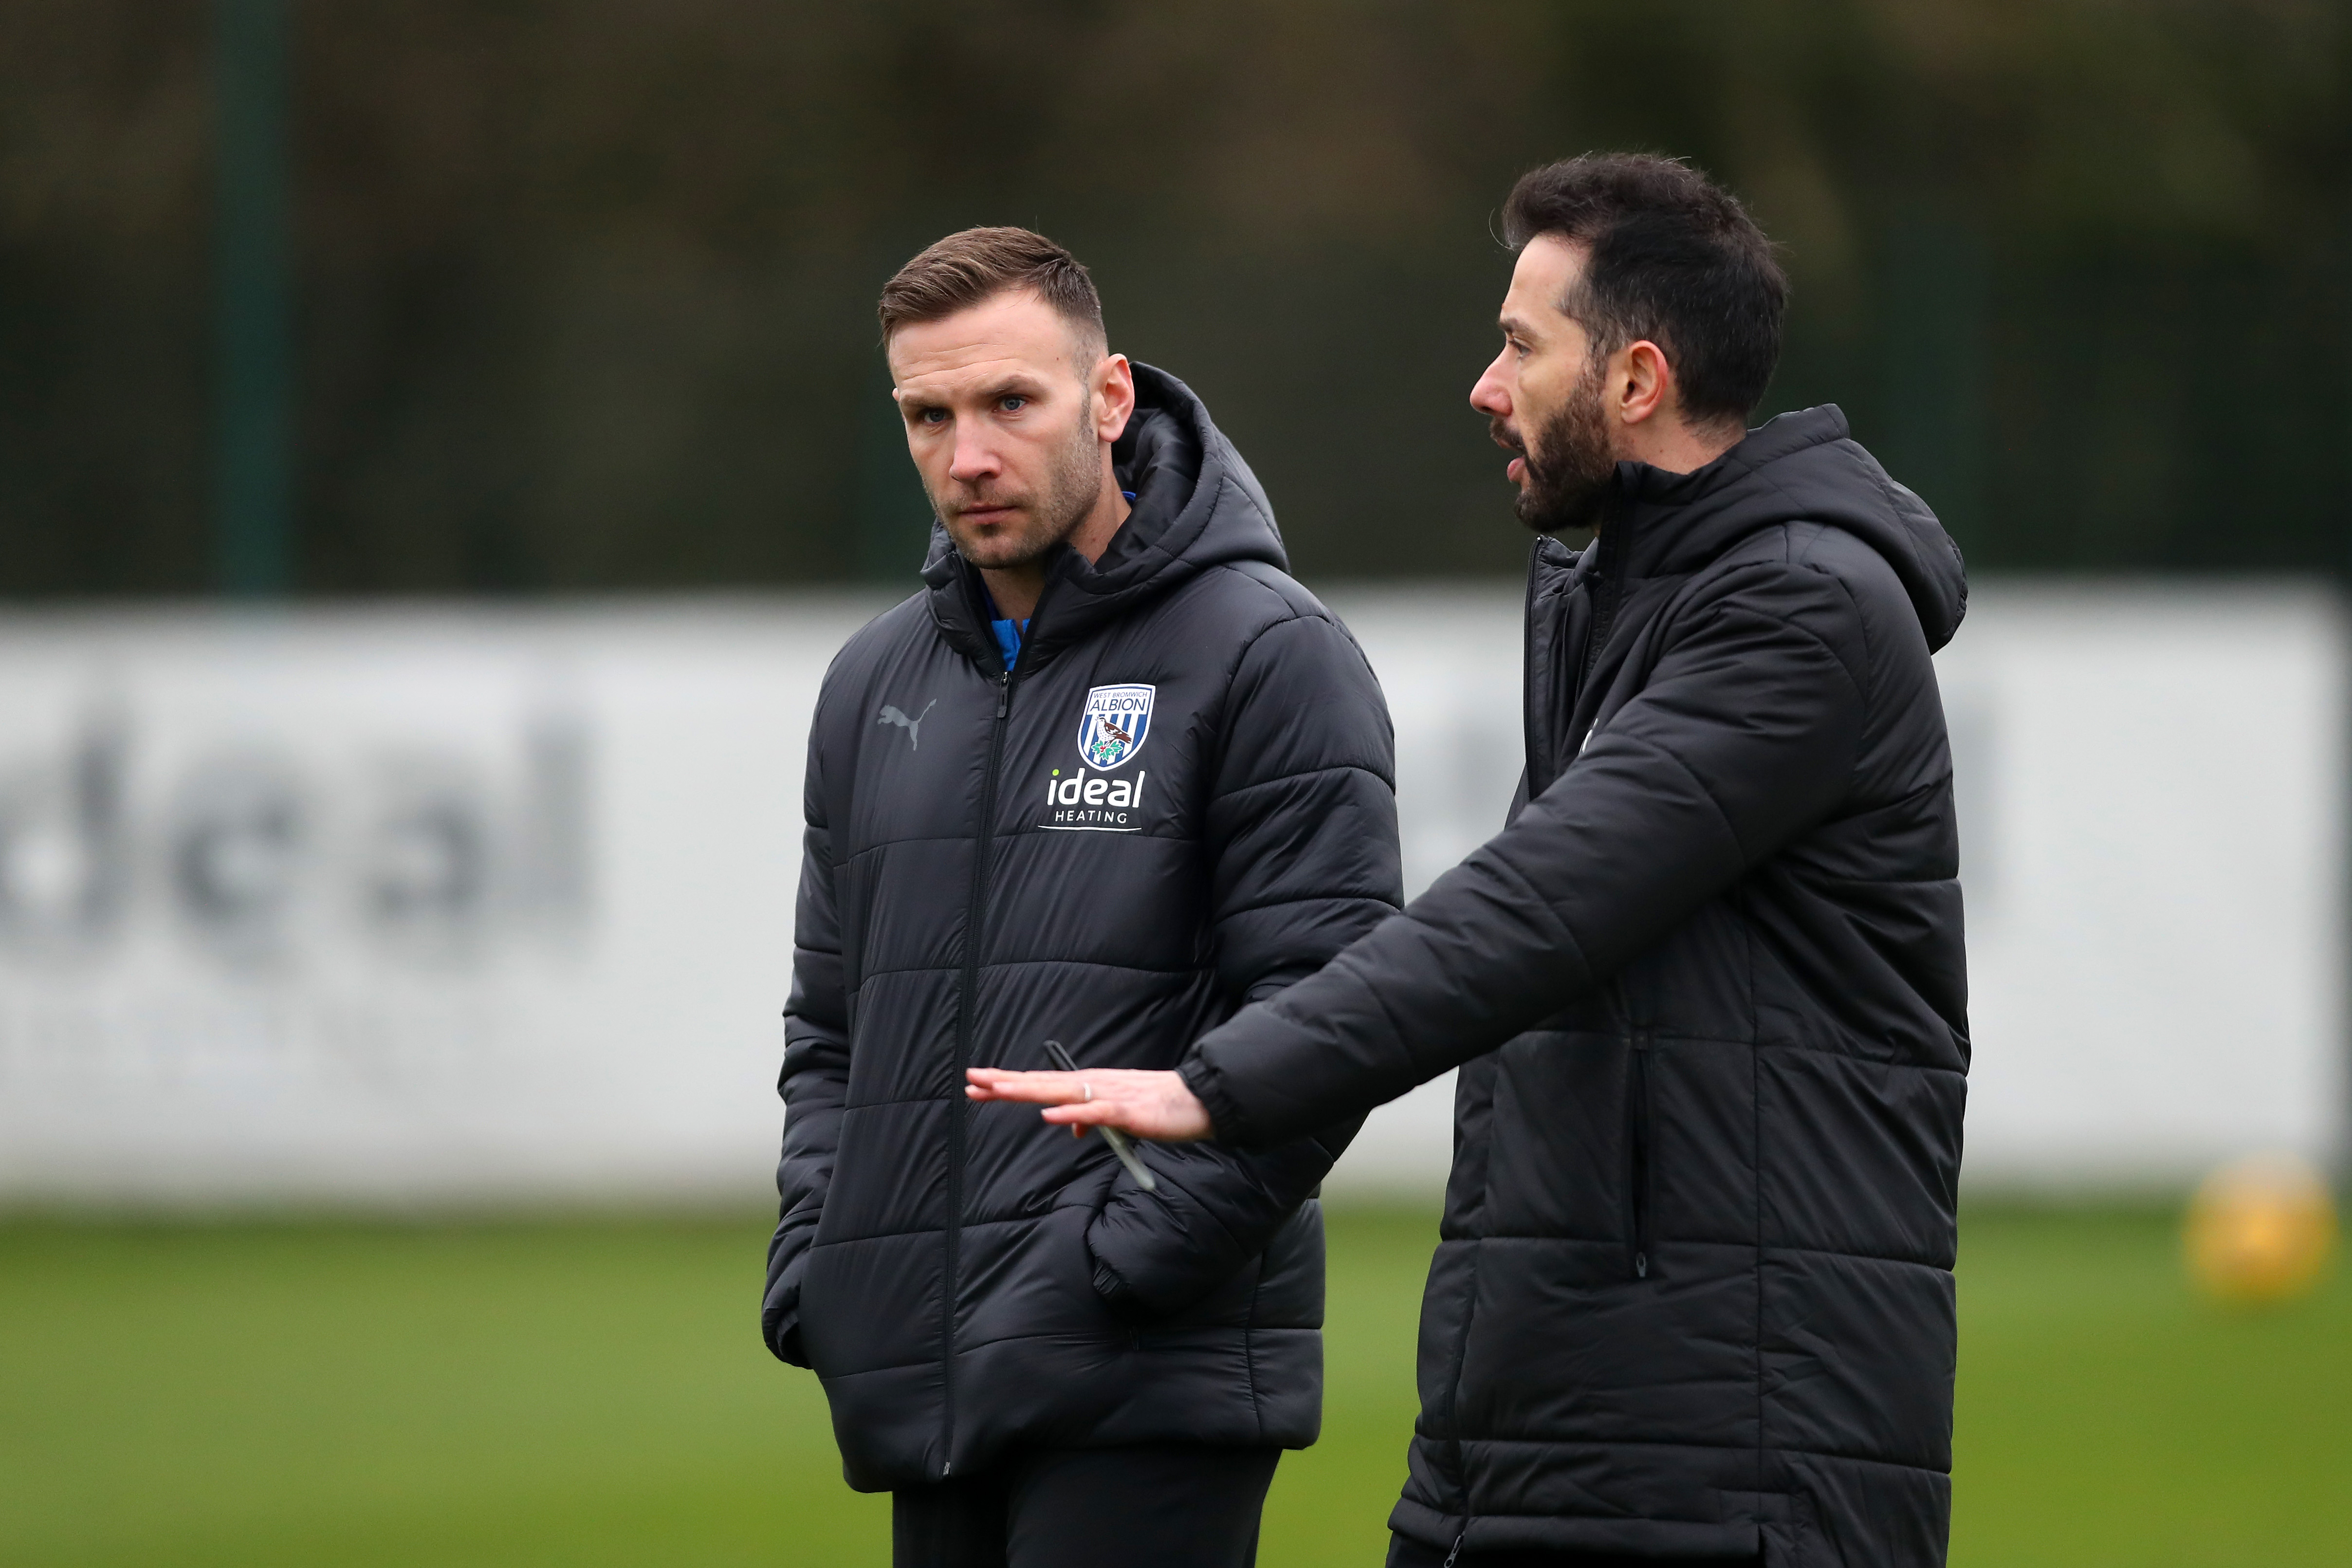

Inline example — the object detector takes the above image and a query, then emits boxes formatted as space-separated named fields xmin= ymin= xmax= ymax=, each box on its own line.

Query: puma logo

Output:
xmin=878 ymin=700 xmax=937 ymax=751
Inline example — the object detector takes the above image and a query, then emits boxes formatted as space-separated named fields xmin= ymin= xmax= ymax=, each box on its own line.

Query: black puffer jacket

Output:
xmin=1182 ymin=407 xmax=1969 ymax=1566
xmin=765 ymin=365 xmax=1401 ymax=1492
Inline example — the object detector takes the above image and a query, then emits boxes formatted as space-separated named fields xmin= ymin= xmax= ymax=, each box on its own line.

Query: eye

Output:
xmin=914 ymin=407 xmax=948 ymax=426
xmin=999 ymin=394 xmax=1028 ymax=413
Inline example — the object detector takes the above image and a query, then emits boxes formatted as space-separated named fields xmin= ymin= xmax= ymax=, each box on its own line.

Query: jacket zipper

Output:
xmin=1433 ymin=539 xmax=1551 ymax=1547
xmin=1581 ymin=511 xmax=1634 ymax=682
xmin=940 ymin=663 xmax=1015 ymax=1478
xmin=1627 ymin=996 xmax=1656 ymax=1281
xmin=1522 ymin=535 xmax=1549 ymax=795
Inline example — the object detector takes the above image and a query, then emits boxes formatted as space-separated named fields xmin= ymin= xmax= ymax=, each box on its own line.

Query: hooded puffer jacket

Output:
xmin=1180 ymin=407 xmax=1970 ymax=1566
xmin=764 ymin=364 xmax=1401 ymax=1492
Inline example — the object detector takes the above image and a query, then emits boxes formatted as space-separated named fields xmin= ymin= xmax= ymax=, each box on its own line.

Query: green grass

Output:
xmin=1950 ymin=1206 xmax=2351 ymax=1567
xmin=0 ymin=1206 xmax=2343 ymax=1566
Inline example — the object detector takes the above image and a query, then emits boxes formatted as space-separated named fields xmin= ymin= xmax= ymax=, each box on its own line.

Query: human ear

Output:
xmin=1617 ymin=340 xmax=1673 ymax=427
xmin=1094 ymin=352 xmax=1136 ymax=443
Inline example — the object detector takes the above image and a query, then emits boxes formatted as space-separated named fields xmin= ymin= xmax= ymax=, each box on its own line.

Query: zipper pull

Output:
xmin=1443 ymin=1534 xmax=1465 ymax=1568
xmin=995 ymin=672 xmax=1010 ymax=718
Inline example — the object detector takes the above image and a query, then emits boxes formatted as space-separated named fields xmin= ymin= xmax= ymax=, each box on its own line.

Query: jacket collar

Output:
xmin=1603 ymin=406 xmax=1852 ymax=577
xmin=1556 ymin=405 xmax=1967 ymax=651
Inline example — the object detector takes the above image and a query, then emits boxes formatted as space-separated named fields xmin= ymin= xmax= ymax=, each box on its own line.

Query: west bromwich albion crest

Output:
xmin=1076 ymin=683 xmax=1155 ymax=771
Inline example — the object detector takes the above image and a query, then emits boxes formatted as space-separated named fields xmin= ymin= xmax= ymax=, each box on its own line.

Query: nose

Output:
xmin=1470 ymin=351 xmax=1513 ymax=418
xmin=948 ymin=428 xmax=999 ymax=485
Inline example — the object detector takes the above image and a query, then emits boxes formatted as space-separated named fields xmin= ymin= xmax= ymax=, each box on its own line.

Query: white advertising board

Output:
xmin=0 ymin=584 xmax=2339 ymax=1205
xmin=1931 ymin=583 xmax=2346 ymax=1186
xmin=0 ymin=601 xmax=882 ymax=1204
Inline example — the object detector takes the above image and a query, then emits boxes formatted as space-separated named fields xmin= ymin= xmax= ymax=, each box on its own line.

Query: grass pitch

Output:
xmin=0 ymin=1205 xmax=2343 ymax=1566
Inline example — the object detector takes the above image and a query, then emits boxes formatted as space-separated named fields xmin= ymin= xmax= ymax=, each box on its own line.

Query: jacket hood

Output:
xmin=922 ymin=362 xmax=1287 ymax=668
xmin=1597 ymin=405 xmax=1968 ymax=652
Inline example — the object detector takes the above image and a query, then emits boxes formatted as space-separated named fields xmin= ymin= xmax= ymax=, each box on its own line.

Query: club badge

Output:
xmin=1076 ymin=683 xmax=1154 ymax=771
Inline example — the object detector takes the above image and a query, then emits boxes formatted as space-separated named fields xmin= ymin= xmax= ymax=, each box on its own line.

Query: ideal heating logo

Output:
xmin=1040 ymin=766 xmax=1148 ymax=831
xmin=1041 ymin=683 xmax=1155 ymax=833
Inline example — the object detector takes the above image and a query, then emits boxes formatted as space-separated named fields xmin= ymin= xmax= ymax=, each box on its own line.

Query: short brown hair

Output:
xmin=878 ymin=226 xmax=1106 ymax=352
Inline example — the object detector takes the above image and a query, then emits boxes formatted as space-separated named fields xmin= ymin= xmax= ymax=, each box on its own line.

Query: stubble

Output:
xmin=934 ymin=393 xmax=1107 ymax=570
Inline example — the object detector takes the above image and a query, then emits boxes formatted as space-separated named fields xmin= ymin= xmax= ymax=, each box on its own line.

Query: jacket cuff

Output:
xmin=1178 ymin=1054 xmax=1254 ymax=1147
xmin=1090 ymin=1254 xmax=1141 ymax=1313
xmin=762 ymin=1305 xmax=809 ymax=1368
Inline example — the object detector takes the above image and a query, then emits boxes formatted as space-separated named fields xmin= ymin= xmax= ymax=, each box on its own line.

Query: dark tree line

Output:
xmin=2 ymin=0 xmax=2347 ymax=595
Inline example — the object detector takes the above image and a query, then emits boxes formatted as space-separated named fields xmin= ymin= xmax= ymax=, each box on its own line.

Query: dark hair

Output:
xmin=878 ymin=226 xmax=1106 ymax=350
xmin=1502 ymin=153 xmax=1787 ymax=426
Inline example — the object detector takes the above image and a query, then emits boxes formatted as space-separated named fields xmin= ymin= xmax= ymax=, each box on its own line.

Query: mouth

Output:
xmin=1489 ymin=421 xmax=1527 ymax=484
xmin=955 ymin=503 xmax=1019 ymax=526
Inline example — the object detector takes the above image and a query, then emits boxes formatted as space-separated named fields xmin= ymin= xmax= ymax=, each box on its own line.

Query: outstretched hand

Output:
xmin=964 ymin=1067 xmax=1214 ymax=1143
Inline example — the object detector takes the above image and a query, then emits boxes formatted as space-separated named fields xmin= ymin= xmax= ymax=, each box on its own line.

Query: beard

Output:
xmin=1496 ymin=356 xmax=1619 ymax=535
xmin=933 ymin=395 xmax=1108 ymax=570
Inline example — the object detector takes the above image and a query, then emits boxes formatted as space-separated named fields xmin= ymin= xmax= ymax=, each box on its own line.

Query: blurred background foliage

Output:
xmin=3 ymin=0 xmax=2349 ymax=596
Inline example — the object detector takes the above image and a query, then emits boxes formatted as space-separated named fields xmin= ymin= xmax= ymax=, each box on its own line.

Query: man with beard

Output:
xmin=763 ymin=227 xmax=1401 ymax=1568
xmin=973 ymin=155 xmax=1972 ymax=1567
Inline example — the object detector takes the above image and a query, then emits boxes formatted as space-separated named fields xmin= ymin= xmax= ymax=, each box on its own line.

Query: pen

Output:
xmin=1042 ymin=1039 xmax=1158 ymax=1193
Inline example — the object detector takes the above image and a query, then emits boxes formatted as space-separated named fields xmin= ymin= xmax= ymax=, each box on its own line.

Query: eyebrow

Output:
xmin=899 ymin=371 xmax=1054 ymax=410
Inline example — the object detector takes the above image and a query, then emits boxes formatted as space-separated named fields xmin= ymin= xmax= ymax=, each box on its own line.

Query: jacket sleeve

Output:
xmin=1178 ymin=559 xmax=1870 ymax=1147
xmin=1085 ymin=609 xmax=1402 ymax=1315
xmin=763 ymin=718 xmax=849 ymax=1365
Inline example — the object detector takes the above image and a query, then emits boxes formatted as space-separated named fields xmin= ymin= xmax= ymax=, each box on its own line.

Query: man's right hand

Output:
xmin=964 ymin=1066 xmax=1214 ymax=1143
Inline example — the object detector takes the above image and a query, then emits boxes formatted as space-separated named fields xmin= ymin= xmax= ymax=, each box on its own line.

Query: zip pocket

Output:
xmin=1626 ymin=1027 xmax=1657 ymax=1281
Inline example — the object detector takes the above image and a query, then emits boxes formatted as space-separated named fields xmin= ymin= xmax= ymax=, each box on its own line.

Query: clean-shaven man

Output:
xmin=975 ymin=156 xmax=1971 ymax=1568
xmin=764 ymin=228 xmax=1401 ymax=1568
